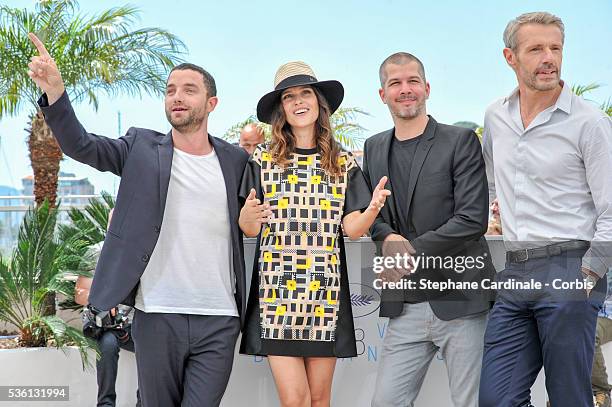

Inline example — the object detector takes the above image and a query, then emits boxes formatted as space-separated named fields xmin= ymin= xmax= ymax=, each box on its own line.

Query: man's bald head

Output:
xmin=239 ymin=123 xmax=265 ymax=155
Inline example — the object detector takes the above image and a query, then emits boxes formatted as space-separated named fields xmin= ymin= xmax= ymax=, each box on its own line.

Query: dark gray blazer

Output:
xmin=39 ymin=92 xmax=250 ymax=326
xmin=362 ymin=116 xmax=495 ymax=320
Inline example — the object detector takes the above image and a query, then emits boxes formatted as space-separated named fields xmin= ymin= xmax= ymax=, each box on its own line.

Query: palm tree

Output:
xmin=223 ymin=107 xmax=370 ymax=150
xmin=0 ymin=0 xmax=186 ymax=207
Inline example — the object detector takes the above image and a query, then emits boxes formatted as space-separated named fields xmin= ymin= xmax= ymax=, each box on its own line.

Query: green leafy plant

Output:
xmin=56 ymin=192 xmax=115 ymax=311
xmin=571 ymin=83 xmax=612 ymax=117
xmin=0 ymin=200 xmax=99 ymax=367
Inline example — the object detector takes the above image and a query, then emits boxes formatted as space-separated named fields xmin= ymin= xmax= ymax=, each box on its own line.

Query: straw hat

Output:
xmin=256 ymin=61 xmax=344 ymax=124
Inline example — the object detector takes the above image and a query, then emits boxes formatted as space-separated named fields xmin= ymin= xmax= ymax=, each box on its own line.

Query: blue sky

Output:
xmin=1 ymin=0 xmax=611 ymax=194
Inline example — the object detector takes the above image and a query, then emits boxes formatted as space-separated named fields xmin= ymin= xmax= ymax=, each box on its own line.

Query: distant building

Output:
xmin=22 ymin=171 xmax=95 ymax=206
xmin=0 ymin=185 xmax=22 ymax=255
xmin=21 ymin=171 xmax=96 ymax=225
xmin=0 ymin=173 xmax=95 ymax=253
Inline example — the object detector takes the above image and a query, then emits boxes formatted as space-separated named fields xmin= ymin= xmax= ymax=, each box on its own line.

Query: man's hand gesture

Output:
xmin=239 ymin=189 xmax=272 ymax=237
xmin=369 ymin=176 xmax=391 ymax=212
xmin=27 ymin=33 xmax=65 ymax=105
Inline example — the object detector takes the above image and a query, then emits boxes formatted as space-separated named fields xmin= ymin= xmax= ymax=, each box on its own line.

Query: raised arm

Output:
xmin=27 ymin=33 xmax=65 ymax=105
xmin=28 ymin=33 xmax=132 ymax=176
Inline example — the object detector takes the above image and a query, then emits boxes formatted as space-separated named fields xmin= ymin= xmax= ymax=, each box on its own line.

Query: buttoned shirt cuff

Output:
xmin=581 ymin=249 xmax=609 ymax=279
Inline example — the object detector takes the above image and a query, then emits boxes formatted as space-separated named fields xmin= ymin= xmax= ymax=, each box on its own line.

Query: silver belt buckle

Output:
xmin=514 ymin=249 xmax=529 ymax=262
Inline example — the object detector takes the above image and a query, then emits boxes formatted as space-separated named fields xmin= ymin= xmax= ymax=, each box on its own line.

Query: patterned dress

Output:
xmin=239 ymin=145 xmax=370 ymax=357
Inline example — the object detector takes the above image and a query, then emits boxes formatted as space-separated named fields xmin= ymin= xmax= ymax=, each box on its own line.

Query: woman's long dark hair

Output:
xmin=269 ymin=86 xmax=341 ymax=176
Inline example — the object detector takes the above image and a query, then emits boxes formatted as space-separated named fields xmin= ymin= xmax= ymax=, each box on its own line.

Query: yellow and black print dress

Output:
xmin=239 ymin=144 xmax=370 ymax=357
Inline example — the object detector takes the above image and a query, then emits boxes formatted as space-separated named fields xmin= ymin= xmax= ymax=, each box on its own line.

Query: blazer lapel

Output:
xmin=158 ymin=131 xmax=174 ymax=213
xmin=376 ymin=129 xmax=400 ymax=224
xmin=210 ymin=136 xmax=237 ymax=222
xmin=404 ymin=117 xmax=437 ymax=216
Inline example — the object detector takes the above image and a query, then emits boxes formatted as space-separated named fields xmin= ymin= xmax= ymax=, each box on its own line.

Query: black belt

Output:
xmin=506 ymin=240 xmax=590 ymax=263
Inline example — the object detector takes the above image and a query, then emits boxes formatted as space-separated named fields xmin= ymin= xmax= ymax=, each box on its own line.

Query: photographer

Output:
xmin=76 ymin=209 xmax=141 ymax=407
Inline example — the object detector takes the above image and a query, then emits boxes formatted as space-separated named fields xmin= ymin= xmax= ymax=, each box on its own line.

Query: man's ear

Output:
xmin=207 ymin=96 xmax=219 ymax=113
xmin=503 ymin=48 xmax=516 ymax=70
xmin=379 ymin=87 xmax=387 ymax=104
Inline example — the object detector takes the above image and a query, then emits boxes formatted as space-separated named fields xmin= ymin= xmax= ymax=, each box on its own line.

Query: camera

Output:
xmin=82 ymin=304 xmax=131 ymax=343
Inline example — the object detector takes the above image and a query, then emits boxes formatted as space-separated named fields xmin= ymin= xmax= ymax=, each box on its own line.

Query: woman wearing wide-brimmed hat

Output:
xmin=238 ymin=61 xmax=390 ymax=406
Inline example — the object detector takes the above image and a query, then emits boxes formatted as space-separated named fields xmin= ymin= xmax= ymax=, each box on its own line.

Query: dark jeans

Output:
xmin=97 ymin=327 xmax=141 ymax=407
xmin=479 ymin=248 xmax=606 ymax=407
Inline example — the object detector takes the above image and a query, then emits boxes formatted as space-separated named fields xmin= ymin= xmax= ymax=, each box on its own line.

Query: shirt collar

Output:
xmin=503 ymin=87 xmax=520 ymax=105
xmin=503 ymin=80 xmax=572 ymax=114
xmin=555 ymin=80 xmax=572 ymax=114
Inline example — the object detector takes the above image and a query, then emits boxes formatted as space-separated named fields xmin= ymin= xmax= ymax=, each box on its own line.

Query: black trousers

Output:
xmin=131 ymin=310 xmax=240 ymax=407
xmin=96 ymin=327 xmax=141 ymax=407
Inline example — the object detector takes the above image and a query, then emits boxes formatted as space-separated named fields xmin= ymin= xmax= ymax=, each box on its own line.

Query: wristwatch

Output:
xmin=581 ymin=270 xmax=599 ymax=289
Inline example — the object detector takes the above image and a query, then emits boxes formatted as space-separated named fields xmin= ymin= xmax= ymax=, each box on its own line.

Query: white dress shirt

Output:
xmin=483 ymin=81 xmax=612 ymax=277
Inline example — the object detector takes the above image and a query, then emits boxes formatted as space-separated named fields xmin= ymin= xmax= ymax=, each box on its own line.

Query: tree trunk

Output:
xmin=28 ymin=110 xmax=61 ymax=317
xmin=28 ymin=110 xmax=62 ymax=208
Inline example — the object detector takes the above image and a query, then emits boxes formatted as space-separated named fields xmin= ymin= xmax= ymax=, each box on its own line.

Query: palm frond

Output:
xmin=0 ymin=256 xmax=25 ymax=328
xmin=0 ymin=0 xmax=187 ymax=117
xmin=41 ymin=315 xmax=98 ymax=369
xmin=600 ymin=98 xmax=612 ymax=117
xmin=0 ymin=198 xmax=103 ymax=367
xmin=58 ymin=194 xmax=113 ymax=246
xmin=571 ymin=83 xmax=612 ymax=116
xmin=571 ymin=83 xmax=601 ymax=97
xmin=56 ymin=194 xmax=114 ymax=311
xmin=100 ymin=191 xmax=116 ymax=208
xmin=330 ymin=107 xmax=369 ymax=149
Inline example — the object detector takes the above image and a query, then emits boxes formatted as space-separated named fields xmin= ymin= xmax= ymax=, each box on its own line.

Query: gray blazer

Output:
xmin=39 ymin=92 xmax=250 ymax=326
xmin=362 ymin=116 xmax=495 ymax=320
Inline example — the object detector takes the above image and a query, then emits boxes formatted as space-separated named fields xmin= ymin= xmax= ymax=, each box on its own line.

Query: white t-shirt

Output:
xmin=135 ymin=147 xmax=238 ymax=316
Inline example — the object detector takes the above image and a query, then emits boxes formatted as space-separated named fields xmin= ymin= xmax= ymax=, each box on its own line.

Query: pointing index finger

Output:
xmin=375 ymin=176 xmax=388 ymax=191
xmin=28 ymin=33 xmax=51 ymax=58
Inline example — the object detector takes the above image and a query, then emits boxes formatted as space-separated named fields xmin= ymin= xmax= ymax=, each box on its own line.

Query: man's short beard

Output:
xmin=524 ymin=73 xmax=559 ymax=91
xmin=165 ymin=109 xmax=206 ymax=132
xmin=517 ymin=57 xmax=560 ymax=92
xmin=392 ymin=101 xmax=426 ymax=120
